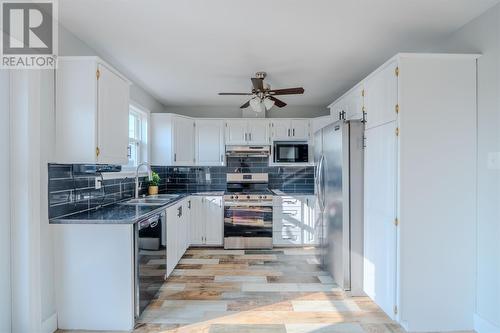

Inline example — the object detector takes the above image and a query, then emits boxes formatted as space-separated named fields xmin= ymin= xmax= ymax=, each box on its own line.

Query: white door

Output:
xmin=204 ymin=197 xmax=223 ymax=245
xmin=196 ymin=119 xmax=224 ymax=165
xmin=364 ymin=60 xmax=398 ymax=129
xmin=174 ymin=116 xmax=195 ymax=165
xmin=271 ymin=120 xmax=291 ymax=141
xmin=189 ymin=196 xmax=204 ymax=245
xmin=225 ymin=120 xmax=247 ymax=145
xmin=290 ymin=120 xmax=310 ymax=140
xmin=166 ymin=204 xmax=179 ymax=277
xmin=247 ymin=120 xmax=270 ymax=144
xmin=97 ymin=64 xmax=129 ymax=164
xmin=363 ymin=122 xmax=397 ymax=320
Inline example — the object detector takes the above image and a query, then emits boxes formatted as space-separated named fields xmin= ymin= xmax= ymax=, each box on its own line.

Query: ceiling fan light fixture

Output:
xmin=263 ymin=97 xmax=275 ymax=111
xmin=249 ymin=97 xmax=264 ymax=113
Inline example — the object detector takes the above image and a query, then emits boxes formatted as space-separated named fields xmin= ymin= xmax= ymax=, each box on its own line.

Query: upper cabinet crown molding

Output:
xmin=54 ymin=56 xmax=130 ymax=164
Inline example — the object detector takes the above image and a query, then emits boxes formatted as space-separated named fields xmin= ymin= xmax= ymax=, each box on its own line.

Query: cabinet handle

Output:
xmin=174 ymin=153 xmax=177 ymax=162
xmin=220 ymin=154 xmax=223 ymax=163
xmin=188 ymin=200 xmax=191 ymax=209
xmin=249 ymin=133 xmax=252 ymax=141
xmin=245 ymin=133 xmax=247 ymax=141
xmin=293 ymin=128 xmax=295 ymax=136
xmin=177 ymin=206 xmax=182 ymax=217
xmin=288 ymin=129 xmax=291 ymax=137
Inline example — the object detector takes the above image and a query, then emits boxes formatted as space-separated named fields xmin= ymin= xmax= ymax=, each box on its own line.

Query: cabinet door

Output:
xmin=363 ymin=123 xmax=397 ymax=320
xmin=195 ymin=120 xmax=224 ymax=165
xmin=225 ymin=120 xmax=247 ymax=145
xmin=345 ymin=84 xmax=364 ymax=121
xmin=247 ymin=120 xmax=270 ymax=144
xmin=97 ymin=64 xmax=129 ymax=164
xmin=290 ymin=120 xmax=310 ymax=140
xmin=166 ymin=204 xmax=179 ymax=277
xmin=303 ymin=196 xmax=319 ymax=245
xmin=364 ymin=61 xmax=398 ymax=129
xmin=204 ymin=197 xmax=223 ymax=245
xmin=189 ymin=196 xmax=204 ymax=245
xmin=182 ymin=199 xmax=190 ymax=253
xmin=174 ymin=117 xmax=195 ymax=165
xmin=271 ymin=120 xmax=291 ymax=141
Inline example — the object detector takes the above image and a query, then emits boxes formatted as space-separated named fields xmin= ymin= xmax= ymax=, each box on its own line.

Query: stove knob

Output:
xmin=247 ymin=195 xmax=251 ymax=199
xmin=262 ymin=195 xmax=266 ymax=199
xmin=259 ymin=195 xmax=262 ymax=199
xmin=230 ymin=195 xmax=234 ymax=200
xmin=235 ymin=195 xmax=238 ymax=199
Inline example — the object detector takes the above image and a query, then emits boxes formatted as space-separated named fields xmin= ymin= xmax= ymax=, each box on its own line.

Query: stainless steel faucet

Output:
xmin=135 ymin=162 xmax=152 ymax=198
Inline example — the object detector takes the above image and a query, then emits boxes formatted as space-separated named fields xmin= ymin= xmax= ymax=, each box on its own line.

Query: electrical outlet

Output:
xmin=205 ymin=173 xmax=211 ymax=181
xmin=95 ymin=177 xmax=102 ymax=189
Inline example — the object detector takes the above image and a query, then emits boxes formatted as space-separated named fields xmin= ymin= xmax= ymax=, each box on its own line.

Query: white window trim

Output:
xmin=118 ymin=101 xmax=151 ymax=175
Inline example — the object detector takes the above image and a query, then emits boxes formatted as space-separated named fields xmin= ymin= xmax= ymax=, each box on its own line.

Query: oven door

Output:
xmin=224 ymin=202 xmax=273 ymax=249
xmin=274 ymin=143 xmax=309 ymax=163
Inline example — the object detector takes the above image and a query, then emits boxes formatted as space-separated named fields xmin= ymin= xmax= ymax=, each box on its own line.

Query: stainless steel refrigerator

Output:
xmin=314 ymin=120 xmax=364 ymax=295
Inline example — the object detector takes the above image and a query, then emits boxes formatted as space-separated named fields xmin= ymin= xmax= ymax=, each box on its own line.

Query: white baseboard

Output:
xmin=475 ymin=313 xmax=500 ymax=333
xmin=41 ymin=312 xmax=57 ymax=333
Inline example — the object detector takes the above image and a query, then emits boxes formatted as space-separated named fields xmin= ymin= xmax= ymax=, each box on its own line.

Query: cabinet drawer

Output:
xmin=273 ymin=220 xmax=301 ymax=232
xmin=273 ymin=230 xmax=302 ymax=245
xmin=281 ymin=197 xmax=301 ymax=207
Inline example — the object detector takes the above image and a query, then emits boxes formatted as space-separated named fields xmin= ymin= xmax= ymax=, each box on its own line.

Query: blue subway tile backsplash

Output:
xmin=48 ymin=157 xmax=315 ymax=219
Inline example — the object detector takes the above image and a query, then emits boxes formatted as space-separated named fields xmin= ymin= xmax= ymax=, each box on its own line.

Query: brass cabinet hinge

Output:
xmin=395 ymin=127 xmax=400 ymax=136
xmin=394 ymin=218 xmax=399 ymax=226
xmin=96 ymin=69 xmax=100 ymax=80
xmin=96 ymin=147 xmax=100 ymax=156
xmin=394 ymin=305 xmax=398 ymax=315
xmin=395 ymin=66 xmax=399 ymax=77
xmin=395 ymin=104 xmax=399 ymax=114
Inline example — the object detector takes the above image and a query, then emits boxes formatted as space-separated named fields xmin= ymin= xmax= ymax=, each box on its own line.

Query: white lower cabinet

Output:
xmin=166 ymin=197 xmax=191 ymax=277
xmin=190 ymin=196 xmax=223 ymax=246
xmin=273 ymin=195 xmax=317 ymax=246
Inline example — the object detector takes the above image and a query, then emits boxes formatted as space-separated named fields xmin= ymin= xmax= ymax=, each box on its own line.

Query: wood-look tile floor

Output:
xmin=58 ymin=247 xmax=405 ymax=333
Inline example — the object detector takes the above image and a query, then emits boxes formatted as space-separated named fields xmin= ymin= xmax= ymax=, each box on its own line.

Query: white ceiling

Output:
xmin=58 ymin=0 xmax=498 ymax=107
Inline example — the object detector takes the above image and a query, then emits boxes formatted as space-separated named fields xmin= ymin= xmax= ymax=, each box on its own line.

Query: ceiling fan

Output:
xmin=218 ymin=72 xmax=304 ymax=112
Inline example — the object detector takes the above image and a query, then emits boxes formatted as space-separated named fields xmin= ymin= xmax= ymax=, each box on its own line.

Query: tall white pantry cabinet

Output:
xmin=353 ymin=54 xmax=478 ymax=332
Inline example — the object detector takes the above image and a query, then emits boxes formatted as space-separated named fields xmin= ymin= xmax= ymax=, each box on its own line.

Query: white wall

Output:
xmin=0 ymin=71 xmax=12 ymax=333
xmin=59 ymin=24 xmax=165 ymax=113
xmin=162 ymin=105 xmax=329 ymax=118
xmin=432 ymin=4 xmax=500 ymax=331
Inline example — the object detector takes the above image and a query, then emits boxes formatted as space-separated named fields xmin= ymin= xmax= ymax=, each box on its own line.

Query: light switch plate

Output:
xmin=205 ymin=173 xmax=211 ymax=181
xmin=487 ymin=152 xmax=500 ymax=170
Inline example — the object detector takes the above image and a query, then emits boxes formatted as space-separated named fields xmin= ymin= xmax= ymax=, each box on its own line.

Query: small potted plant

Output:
xmin=148 ymin=172 xmax=160 ymax=195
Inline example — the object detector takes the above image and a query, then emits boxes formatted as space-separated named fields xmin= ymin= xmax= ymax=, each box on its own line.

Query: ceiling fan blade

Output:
xmin=268 ymin=87 xmax=304 ymax=95
xmin=240 ymin=100 xmax=250 ymax=109
xmin=219 ymin=92 xmax=253 ymax=95
xmin=269 ymin=96 xmax=287 ymax=108
xmin=251 ymin=78 xmax=264 ymax=91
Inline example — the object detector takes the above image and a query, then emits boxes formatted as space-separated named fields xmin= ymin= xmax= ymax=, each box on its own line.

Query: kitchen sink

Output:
xmin=121 ymin=195 xmax=179 ymax=206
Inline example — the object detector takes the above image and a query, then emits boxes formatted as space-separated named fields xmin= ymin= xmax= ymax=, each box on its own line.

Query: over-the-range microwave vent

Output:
xmin=226 ymin=145 xmax=270 ymax=157
xmin=72 ymin=164 xmax=122 ymax=175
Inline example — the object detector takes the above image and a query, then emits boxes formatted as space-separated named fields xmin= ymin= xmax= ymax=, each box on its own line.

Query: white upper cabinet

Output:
xmin=247 ymin=119 xmax=270 ymax=144
xmin=195 ymin=119 xmax=224 ymax=166
xmin=225 ymin=120 xmax=248 ymax=145
xmin=271 ymin=119 xmax=310 ymax=141
xmin=225 ymin=119 xmax=269 ymax=145
xmin=55 ymin=57 xmax=130 ymax=164
xmin=151 ymin=114 xmax=195 ymax=166
xmin=363 ymin=60 xmax=398 ymax=129
xmin=344 ymin=83 xmax=364 ymax=121
xmin=173 ymin=116 xmax=195 ymax=165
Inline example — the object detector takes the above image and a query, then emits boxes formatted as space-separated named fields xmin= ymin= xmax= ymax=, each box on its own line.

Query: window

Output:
xmin=127 ymin=105 xmax=148 ymax=168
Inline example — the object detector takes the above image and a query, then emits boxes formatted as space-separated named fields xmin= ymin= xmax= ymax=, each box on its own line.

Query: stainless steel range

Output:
xmin=224 ymin=173 xmax=273 ymax=249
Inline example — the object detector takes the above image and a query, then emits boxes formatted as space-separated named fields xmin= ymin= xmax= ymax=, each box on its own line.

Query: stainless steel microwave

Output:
xmin=273 ymin=142 xmax=309 ymax=163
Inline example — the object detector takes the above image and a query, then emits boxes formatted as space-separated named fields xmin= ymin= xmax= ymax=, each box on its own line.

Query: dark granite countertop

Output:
xmin=271 ymin=189 xmax=315 ymax=196
xmin=49 ymin=191 xmax=225 ymax=225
